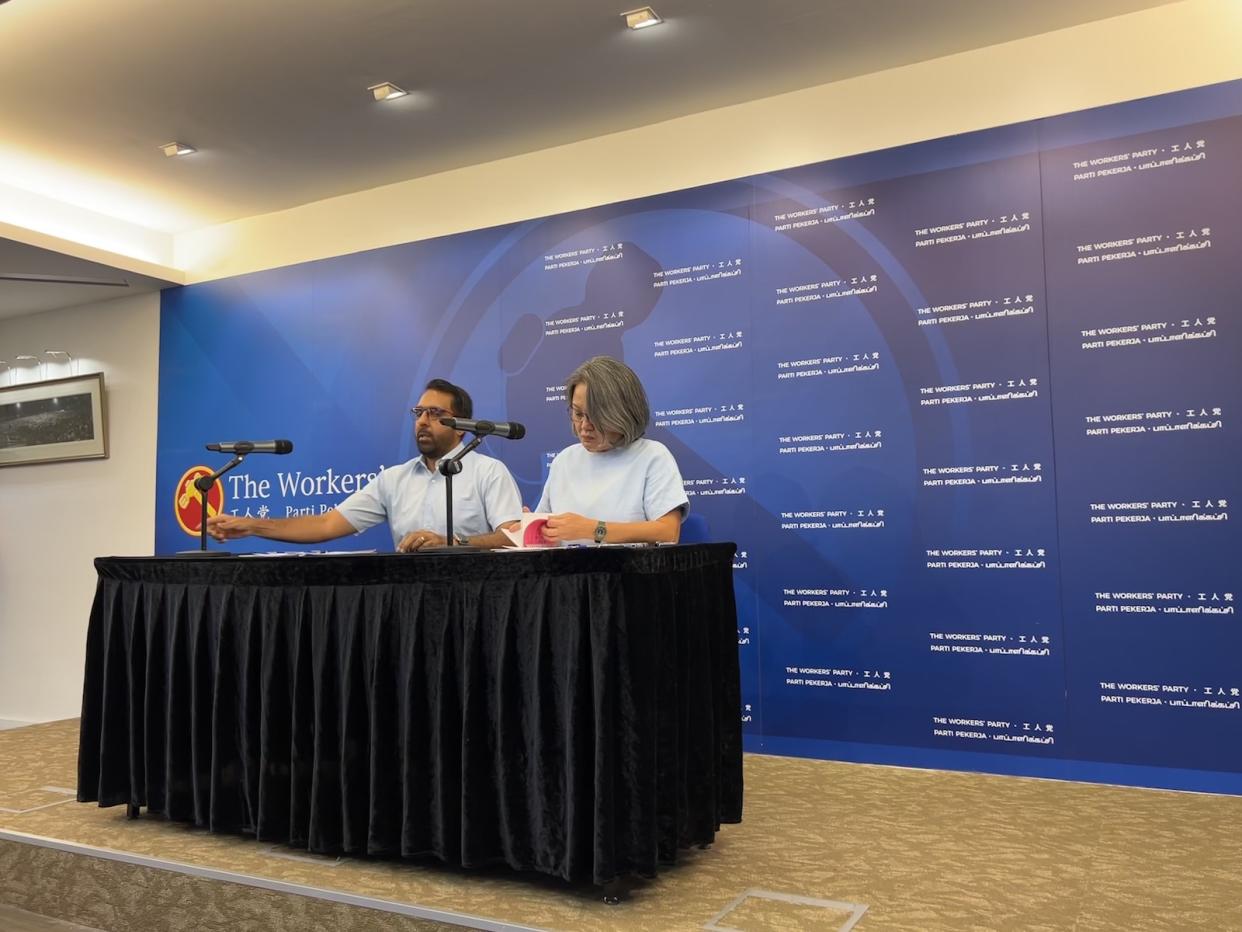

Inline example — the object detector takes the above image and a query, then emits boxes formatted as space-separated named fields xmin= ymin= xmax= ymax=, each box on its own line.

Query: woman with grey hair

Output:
xmin=536 ymin=355 xmax=688 ymax=544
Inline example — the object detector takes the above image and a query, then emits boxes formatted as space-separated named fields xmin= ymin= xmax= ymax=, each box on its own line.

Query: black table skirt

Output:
xmin=77 ymin=544 xmax=743 ymax=884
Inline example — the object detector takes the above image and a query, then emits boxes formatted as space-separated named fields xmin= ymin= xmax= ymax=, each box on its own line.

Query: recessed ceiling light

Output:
xmin=368 ymin=82 xmax=407 ymax=102
xmin=159 ymin=142 xmax=196 ymax=158
xmin=622 ymin=6 xmax=662 ymax=29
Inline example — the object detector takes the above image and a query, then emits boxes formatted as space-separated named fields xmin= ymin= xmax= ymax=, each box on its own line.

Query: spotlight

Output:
xmin=368 ymin=82 xmax=407 ymax=102
xmin=622 ymin=6 xmax=662 ymax=29
xmin=159 ymin=142 xmax=196 ymax=157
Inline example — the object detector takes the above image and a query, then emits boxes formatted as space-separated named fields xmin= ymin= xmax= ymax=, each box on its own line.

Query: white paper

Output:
xmin=501 ymin=513 xmax=564 ymax=548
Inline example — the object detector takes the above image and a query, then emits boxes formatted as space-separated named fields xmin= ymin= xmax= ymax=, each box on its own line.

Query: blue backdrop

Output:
xmin=156 ymin=79 xmax=1242 ymax=794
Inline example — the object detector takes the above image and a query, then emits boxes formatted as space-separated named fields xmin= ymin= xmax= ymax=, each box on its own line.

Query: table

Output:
xmin=76 ymin=544 xmax=743 ymax=886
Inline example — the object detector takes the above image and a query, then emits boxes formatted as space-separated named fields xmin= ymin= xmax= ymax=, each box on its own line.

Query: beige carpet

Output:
xmin=0 ymin=903 xmax=106 ymax=932
xmin=3 ymin=719 xmax=1241 ymax=930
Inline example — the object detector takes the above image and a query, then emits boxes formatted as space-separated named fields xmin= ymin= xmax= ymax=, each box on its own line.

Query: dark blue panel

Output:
xmin=157 ymin=77 xmax=1242 ymax=794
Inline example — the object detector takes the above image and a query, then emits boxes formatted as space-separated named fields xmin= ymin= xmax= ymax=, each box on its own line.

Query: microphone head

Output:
xmin=507 ymin=422 xmax=526 ymax=440
xmin=273 ymin=439 xmax=294 ymax=454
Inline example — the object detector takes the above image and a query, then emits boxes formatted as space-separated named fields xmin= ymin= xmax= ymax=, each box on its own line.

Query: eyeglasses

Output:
xmin=568 ymin=406 xmax=593 ymax=424
xmin=411 ymin=406 xmax=453 ymax=420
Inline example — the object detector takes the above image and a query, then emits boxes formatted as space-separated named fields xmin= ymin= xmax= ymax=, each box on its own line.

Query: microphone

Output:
xmin=439 ymin=417 xmax=526 ymax=440
xmin=205 ymin=440 xmax=294 ymax=454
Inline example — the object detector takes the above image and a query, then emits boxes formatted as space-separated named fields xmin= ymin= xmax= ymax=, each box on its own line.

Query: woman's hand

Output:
xmin=542 ymin=512 xmax=597 ymax=543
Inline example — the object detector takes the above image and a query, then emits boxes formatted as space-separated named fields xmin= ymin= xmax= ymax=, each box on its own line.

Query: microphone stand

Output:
xmin=431 ymin=433 xmax=485 ymax=552
xmin=179 ymin=453 xmax=246 ymax=556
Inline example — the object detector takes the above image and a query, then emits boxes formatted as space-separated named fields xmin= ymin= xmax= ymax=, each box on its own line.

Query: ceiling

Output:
xmin=0 ymin=0 xmax=1183 ymax=318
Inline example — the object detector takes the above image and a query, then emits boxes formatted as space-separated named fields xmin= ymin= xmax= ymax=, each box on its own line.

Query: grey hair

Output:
xmin=566 ymin=356 xmax=650 ymax=448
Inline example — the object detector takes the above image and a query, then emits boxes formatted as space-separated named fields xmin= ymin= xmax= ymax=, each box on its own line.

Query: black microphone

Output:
xmin=439 ymin=417 xmax=526 ymax=440
xmin=205 ymin=440 xmax=294 ymax=454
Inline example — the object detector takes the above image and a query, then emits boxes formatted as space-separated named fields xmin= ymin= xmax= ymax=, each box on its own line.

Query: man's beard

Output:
xmin=417 ymin=432 xmax=451 ymax=458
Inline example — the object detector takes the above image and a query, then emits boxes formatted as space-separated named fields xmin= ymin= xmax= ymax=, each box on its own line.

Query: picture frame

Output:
xmin=0 ymin=372 xmax=108 ymax=467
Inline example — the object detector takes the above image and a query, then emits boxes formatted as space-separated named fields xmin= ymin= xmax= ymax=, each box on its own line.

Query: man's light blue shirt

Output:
xmin=536 ymin=437 xmax=688 ymax=523
xmin=337 ymin=443 xmax=521 ymax=549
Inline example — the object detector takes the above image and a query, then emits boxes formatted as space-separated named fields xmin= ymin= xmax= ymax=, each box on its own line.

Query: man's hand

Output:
xmin=203 ymin=509 xmax=354 ymax=545
xmin=542 ymin=512 xmax=596 ymax=543
xmin=207 ymin=514 xmax=256 ymax=542
xmin=397 ymin=529 xmax=446 ymax=553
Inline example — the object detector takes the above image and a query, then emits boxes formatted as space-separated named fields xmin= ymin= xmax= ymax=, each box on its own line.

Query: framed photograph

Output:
xmin=0 ymin=372 xmax=108 ymax=467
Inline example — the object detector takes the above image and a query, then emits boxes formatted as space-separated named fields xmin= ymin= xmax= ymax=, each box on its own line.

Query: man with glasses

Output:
xmin=207 ymin=378 xmax=521 ymax=552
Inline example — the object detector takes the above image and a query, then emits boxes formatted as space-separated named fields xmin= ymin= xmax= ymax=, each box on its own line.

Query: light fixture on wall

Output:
xmin=159 ymin=141 xmax=197 ymax=158
xmin=14 ymin=354 xmax=42 ymax=381
xmin=622 ymin=6 xmax=662 ymax=29
xmin=43 ymin=350 xmax=76 ymax=376
xmin=367 ymin=82 xmax=407 ymax=102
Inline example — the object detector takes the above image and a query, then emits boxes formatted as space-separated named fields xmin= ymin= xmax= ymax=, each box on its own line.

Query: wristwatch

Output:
xmin=454 ymin=533 xmax=470 ymax=547
xmin=593 ymin=520 xmax=608 ymax=544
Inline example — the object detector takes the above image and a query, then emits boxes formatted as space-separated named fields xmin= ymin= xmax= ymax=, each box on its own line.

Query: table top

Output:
xmin=95 ymin=542 xmax=738 ymax=585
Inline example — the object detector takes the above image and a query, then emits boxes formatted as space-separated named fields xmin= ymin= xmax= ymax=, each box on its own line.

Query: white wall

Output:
xmin=0 ymin=293 xmax=159 ymax=723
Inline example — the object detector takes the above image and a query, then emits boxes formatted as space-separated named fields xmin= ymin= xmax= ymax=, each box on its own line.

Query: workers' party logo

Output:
xmin=174 ymin=466 xmax=225 ymax=536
